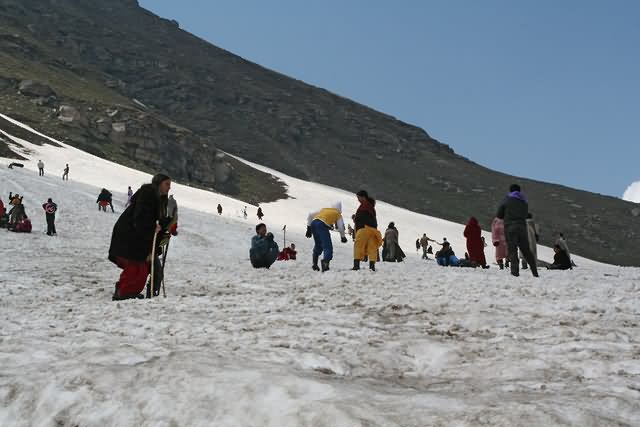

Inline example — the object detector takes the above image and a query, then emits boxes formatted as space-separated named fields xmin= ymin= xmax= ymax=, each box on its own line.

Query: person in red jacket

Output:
xmin=277 ymin=243 xmax=297 ymax=261
xmin=463 ymin=217 xmax=488 ymax=268
xmin=12 ymin=215 xmax=32 ymax=233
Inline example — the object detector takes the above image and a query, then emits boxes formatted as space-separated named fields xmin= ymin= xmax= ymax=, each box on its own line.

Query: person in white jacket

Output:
xmin=305 ymin=201 xmax=348 ymax=272
xmin=37 ymin=160 xmax=45 ymax=176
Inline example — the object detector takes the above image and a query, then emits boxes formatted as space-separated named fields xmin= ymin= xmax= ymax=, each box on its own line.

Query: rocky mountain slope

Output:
xmin=1 ymin=0 xmax=638 ymax=265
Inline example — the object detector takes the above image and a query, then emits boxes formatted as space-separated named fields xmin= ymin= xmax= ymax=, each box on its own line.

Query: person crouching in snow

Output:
xmin=353 ymin=190 xmax=383 ymax=271
xmin=10 ymin=215 xmax=32 ymax=233
xmin=278 ymin=243 xmax=297 ymax=261
xmin=250 ymin=223 xmax=279 ymax=268
xmin=306 ymin=202 xmax=348 ymax=272
xmin=109 ymin=174 xmax=171 ymax=300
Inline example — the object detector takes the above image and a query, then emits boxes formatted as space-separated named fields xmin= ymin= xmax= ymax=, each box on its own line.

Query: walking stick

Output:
xmin=161 ymin=240 xmax=170 ymax=298
xmin=282 ymin=224 xmax=287 ymax=248
xmin=149 ymin=222 xmax=159 ymax=299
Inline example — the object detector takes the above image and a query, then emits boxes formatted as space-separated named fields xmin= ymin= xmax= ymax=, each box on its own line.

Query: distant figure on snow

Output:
xmin=383 ymin=222 xmax=406 ymax=262
xmin=250 ymin=223 xmax=279 ymax=269
xmin=109 ymin=174 xmax=172 ymax=300
xmin=125 ymin=186 xmax=133 ymax=207
xmin=42 ymin=198 xmax=58 ymax=236
xmin=554 ymin=232 xmax=573 ymax=268
xmin=7 ymin=192 xmax=26 ymax=226
xmin=463 ymin=217 xmax=488 ymax=268
xmin=496 ymin=184 xmax=539 ymax=277
xmin=420 ymin=233 xmax=436 ymax=260
xmin=547 ymin=244 xmax=572 ymax=270
xmin=37 ymin=160 xmax=45 ymax=176
xmin=243 ymin=206 xmax=248 ymax=220
xmin=62 ymin=164 xmax=69 ymax=180
xmin=491 ymin=217 xmax=508 ymax=270
xmin=96 ymin=188 xmax=114 ymax=212
xmin=306 ymin=202 xmax=348 ymax=272
xmin=415 ymin=238 xmax=421 ymax=253
xmin=257 ymin=206 xmax=264 ymax=220
xmin=217 ymin=204 xmax=223 ymax=215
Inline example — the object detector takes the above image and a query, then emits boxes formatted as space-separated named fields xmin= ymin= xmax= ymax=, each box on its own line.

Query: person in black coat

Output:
xmin=547 ymin=244 xmax=572 ymax=270
xmin=42 ymin=198 xmax=57 ymax=236
xmin=496 ymin=184 xmax=539 ymax=278
xmin=109 ymin=174 xmax=171 ymax=300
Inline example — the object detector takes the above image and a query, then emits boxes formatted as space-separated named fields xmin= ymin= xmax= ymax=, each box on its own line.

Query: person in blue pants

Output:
xmin=306 ymin=202 xmax=348 ymax=272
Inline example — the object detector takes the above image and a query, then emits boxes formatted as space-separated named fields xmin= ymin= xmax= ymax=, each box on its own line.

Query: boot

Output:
xmin=312 ymin=254 xmax=320 ymax=271
xmin=351 ymin=259 xmax=360 ymax=270
xmin=369 ymin=261 xmax=376 ymax=271
xmin=522 ymin=260 xmax=528 ymax=270
xmin=498 ymin=260 xmax=504 ymax=270
xmin=321 ymin=260 xmax=330 ymax=272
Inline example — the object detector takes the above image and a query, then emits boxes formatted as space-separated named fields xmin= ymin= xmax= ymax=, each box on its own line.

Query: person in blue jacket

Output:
xmin=250 ymin=223 xmax=279 ymax=269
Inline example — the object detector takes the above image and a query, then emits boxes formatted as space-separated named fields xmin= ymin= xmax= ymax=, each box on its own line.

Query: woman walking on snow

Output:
xmin=464 ymin=217 xmax=488 ymax=268
xmin=491 ymin=217 xmax=508 ymax=269
xmin=352 ymin=190 xmax=382 ymax=271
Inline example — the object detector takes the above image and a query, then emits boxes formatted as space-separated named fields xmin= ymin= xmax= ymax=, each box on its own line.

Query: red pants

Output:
xmin=115 ymin=257 xmax=149 ymax=297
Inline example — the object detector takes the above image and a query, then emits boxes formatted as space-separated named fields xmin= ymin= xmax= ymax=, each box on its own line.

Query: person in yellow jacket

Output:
xmin=353 ymin=190 xmax=383 ymax=271
xmin=306 ymin=202 xmax=349 ymax=272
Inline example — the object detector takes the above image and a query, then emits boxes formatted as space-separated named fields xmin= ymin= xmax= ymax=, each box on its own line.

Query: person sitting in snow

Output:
xmin=10 ymin=215 xmax=32 ymax=233
xmin=547 ymin=244 xmax=572 ymax=270
xmin=435 ymin=241 xmax=459 ymax=266
xmin=250 ymin=223 xmax=279 ymax=269
xmin=277 ymin=243 xmax=297 ymax=261
xmin=306 ymin=202 xmax=348 ymax=272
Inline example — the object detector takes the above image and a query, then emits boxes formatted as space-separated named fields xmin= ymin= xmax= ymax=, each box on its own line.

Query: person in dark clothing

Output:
xmin=42 ymin=198 xmax=57 ymax=236
xmin=463 ymin=217 xmax=488 ymax=268
xmin=109 ymin=174 xmax=171 ymax=300
xmin=250 ymin=223 xmax=279 ymax=269
xmin=96 ymin=189 xmax=115 ymax=212
xmin=547 ymin=244 xmax=572 ymax=270
xmin=217 ymin=204 xmax=223 ymax=215
xmin=257 ymin=207 xmax=264 ymax=220
xmin=62 ymin=164 xmax=69 ymax=180
xmin=436 ymin=242 xmax=459 ymax=266
xmin=496 ymin=184 xmax=539 ymax=277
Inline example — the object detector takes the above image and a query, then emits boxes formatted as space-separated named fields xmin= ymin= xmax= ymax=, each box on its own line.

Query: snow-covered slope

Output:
xmin=1 ymin=114 xmax=639 ymax=426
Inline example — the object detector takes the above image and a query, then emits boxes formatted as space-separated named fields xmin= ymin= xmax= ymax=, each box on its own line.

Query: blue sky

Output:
xmin=139 ymin=0 xmax=639 ymax=198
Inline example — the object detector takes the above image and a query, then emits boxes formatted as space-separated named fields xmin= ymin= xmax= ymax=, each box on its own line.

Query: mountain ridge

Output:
xmin=0 ymin=0 xmax=638 ymax=265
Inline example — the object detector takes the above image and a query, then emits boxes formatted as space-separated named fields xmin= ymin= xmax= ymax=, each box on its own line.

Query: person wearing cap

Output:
xmin=496 ymin=184 xmax=539 ymax=277
xmin=305 ymin=201 xmax=348 ymax=272
xmin=108 ymin=173 xmax=171 ymax=300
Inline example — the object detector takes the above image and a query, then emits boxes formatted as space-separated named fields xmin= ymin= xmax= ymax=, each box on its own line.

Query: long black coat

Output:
xmin=108 ymin=184 xmax=160 ymax=263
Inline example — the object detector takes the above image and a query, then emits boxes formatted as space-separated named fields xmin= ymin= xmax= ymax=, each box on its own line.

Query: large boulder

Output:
xmin=18 ymin=80 xmax=56 ymax=98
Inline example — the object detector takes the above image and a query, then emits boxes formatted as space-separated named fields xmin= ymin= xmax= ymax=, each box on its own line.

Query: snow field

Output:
xmin=1 ymin=114 xmax=639 ymax=426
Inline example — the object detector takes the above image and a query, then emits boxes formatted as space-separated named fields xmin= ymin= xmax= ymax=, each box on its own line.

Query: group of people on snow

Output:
xmin=249 ymin=183 xmax=575 ymax=277
xmin=0 ymin=191 xmax=59 ymax=235
xmin=32 ymin=160 xmax=70 ymax=180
